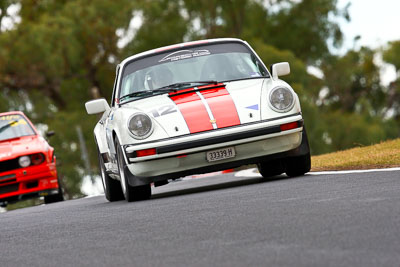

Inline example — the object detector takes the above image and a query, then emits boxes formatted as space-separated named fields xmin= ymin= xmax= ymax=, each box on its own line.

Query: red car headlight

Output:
xmin=31 ymin=153 xmax=45 ymax=165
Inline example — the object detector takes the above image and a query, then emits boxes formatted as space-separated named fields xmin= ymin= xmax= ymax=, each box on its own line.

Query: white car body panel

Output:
xmin=87 ymin=37 xmax=309 ymax=184
xmin=225 ymin=79 xmax=263 ymax=123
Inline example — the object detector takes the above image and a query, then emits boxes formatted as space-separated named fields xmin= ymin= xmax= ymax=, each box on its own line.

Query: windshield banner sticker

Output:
xmin=0 ymin=115 xmax=21 ymax=121
xmin=159 ymin=49 xmax=211 ymax=62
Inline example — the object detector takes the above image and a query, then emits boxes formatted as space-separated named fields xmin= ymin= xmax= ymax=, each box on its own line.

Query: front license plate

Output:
xmin=206 ymin=147 xmax=236 ymax=162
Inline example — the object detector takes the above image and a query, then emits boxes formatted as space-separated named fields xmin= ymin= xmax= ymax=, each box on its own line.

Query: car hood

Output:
xmin=121 ymin=79 xmax=267 ymax=139
xmin=0 ymin=135 xmax=47 ymax=161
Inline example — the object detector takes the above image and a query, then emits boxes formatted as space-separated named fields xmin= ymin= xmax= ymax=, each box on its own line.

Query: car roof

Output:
xmin=119 ymin=38 xmax=247 ymax=67
xmin=0 ymin=111 xmax=26 ymax=117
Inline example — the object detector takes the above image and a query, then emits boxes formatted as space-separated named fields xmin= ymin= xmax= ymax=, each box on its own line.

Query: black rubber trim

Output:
xmin=101 ymin=153 xmax=110 ymax=163
xmin=167 ymin=85 xmax=225 ymax=98
xmin=156 ymin=120 xmax=303 ymax=154
xmin=158 ymin=125 xmax=280 ymax=154
xmin=126 ymin=119 xmax=303 ymax=159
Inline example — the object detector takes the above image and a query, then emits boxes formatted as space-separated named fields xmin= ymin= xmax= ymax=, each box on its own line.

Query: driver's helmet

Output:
xmin=144 ymin=65 xmax=173 ymax=90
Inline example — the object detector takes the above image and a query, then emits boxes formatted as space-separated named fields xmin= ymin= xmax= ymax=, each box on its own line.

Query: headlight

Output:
xmin=18 ymin=156 xmax=31 ymax=168
xmin=31 ymin=153 xmax=45 ymax=165
xmin=127 ymin=113 xmax=153 ymax=139
xmin=269 ymin=86 xmax=294 ymax=112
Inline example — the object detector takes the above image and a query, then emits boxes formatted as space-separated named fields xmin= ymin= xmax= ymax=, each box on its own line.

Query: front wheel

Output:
xmin=44 ymin=180 xmax=65 ymax=204
xmin=285 ymin=152 xmax=311 ymax=177
xmin=115 ymin=138 xmax=151 ymax=202
xmin=97 ymin=147 xmax=124 ymax=202
xmin=257 ymin=159 xmax=285 ymax=178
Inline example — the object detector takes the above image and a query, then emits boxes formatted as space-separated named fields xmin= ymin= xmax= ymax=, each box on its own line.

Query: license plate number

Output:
xmin=206 ymin=147 xmax=236 ymax=162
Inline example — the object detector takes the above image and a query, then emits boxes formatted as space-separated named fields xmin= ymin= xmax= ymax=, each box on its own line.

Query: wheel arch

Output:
xmin=94 ymin=124 xmax=108 ymax=154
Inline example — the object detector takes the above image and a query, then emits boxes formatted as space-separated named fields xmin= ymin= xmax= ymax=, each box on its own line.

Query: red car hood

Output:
xmin=0 ymin=135 xmax=46 ymax=161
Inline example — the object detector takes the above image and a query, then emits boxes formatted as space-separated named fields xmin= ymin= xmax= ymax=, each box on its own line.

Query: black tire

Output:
xmin=115 ymin=138 xmax=151 ymax=202
xmin=257 ymin=159 xmax=285 ymax=178
xmin=285 ymin=152 xmax=311 ymax=177
xmin=44 ymin=181 xmax=65 ymax=204
xmin=97 ymin=147 xmax=124 ymax=202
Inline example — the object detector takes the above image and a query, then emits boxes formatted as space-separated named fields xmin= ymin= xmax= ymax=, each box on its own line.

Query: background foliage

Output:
xmin=0 ymin=0 xmax=399 ymax=199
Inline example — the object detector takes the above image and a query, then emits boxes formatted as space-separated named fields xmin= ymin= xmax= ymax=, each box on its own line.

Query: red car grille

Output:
xmin=0 ymin=183 xmax=19 ymax=195
xmin=0 ymin=173 xmax=16 ymax=181
xmin=0 ymin=158 xmax=20 ymax=173
xmin=0 ymin=178 xmax=17 ymax=185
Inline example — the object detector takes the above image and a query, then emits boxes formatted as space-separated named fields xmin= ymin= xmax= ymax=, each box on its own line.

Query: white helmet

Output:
xmin=144 ymin=65 xmax=173 ymax=90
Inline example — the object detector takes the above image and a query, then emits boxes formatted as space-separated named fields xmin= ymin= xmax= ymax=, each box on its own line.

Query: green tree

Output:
xmin=123 ymin=0 xmax=188 ymax=56
xmin=383 ymin=41 xmax=400 ymax=123
xmin=315 ymin=47 xmax=400 ymax=152
xmin=0 ymin=0 xmax=138 ymax=198
xmin=321 ymin=47 xmax=385 ymax=114
xmin=182 ymin=0 xmax=349 ymax=63
xmin=264 ymin=0 xmax=350 ymax=63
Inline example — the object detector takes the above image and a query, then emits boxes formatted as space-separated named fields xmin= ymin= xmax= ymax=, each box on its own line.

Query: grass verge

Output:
xmin=311 ymin=138 xmax=400 ymax=171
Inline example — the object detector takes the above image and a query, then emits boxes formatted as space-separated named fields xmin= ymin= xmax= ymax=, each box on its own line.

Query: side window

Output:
xmin=251 ymin=54 xmax=268 ymax=76
xmin=121 ymin=75 xmax=132 ymax=97
xmin=111 ymin=66 xmax=120 ymax=107
xmin=120 ymin=70 xmax=147 ymax=96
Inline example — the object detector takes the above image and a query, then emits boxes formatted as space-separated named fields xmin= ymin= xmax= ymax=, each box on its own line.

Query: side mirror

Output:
xmin=271 ymin=62 xmax=290 ymax=79
xmin=85 ymin=99 xmax=110 ymax=114
xmin=45 ymin=131 xmax=55 ymax=138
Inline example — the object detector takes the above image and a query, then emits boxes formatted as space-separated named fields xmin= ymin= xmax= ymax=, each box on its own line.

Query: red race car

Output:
xmin=0 ymin=111 xmax=63 ymax=207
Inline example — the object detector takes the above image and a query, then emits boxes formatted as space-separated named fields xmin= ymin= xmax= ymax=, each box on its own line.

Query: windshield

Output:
xmin=119 ymin=42 xmax=268 ymax=102
xmin=0 ymin=114 xmax=36 ymax=141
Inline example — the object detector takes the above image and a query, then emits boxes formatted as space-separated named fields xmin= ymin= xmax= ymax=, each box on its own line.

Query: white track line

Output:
xmin=235 ymin=167 xmax=400 ymax=177
xmin=309 ymin=167 xmax=400 ymax=175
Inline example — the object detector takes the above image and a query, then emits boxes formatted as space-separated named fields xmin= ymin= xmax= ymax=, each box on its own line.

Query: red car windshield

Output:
xmin=0 ymin=114 xmax=36 ymax=141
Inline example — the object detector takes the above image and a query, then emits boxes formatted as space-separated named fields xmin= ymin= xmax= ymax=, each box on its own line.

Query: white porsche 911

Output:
xmin=85 ymin=38 xmax=311 ymax=202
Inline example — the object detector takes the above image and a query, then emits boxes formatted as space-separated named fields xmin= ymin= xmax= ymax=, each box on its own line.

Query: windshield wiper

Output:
xmin=153 ymin=80 xmax=219 ymax=92
xmin=0 ymin=120 xmax=17 ymax=134
xmin=119 ymin=90 xmax=155 ymax=102
xmin=119 ymin=81 xmax=220 ymax=102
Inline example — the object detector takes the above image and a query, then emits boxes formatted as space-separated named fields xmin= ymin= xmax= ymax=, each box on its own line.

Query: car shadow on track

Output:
xmin=150 ymin=173 xmax=300 ymax=200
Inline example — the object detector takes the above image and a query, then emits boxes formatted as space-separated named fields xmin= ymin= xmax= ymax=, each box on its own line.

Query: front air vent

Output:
xmin=0 ymin=178 xmax=17 ymax=186
xmin=0 ymin=158 xmax=19 ymax=173
xmin=0 ymin=173 xmax=16 ymax=181
xmin=0 ymin=183 xmax=19 ymax=195
xmin=26 ymin=181 xmax=38 ymax=189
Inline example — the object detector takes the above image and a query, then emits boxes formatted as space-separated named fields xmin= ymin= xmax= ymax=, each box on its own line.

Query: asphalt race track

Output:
xmin=1 ymin=169 xmax=400 ymax=266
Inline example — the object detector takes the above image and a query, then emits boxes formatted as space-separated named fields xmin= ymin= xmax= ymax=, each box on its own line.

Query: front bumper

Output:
xmin=121 ymin=114 xmax=307 ymax=186
xmin=0 ymin=162 xmax=60 ymax=203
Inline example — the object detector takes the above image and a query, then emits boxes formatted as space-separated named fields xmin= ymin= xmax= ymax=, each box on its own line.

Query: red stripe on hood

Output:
xmin=199 ymin=85 xmax=241 ymax=128
xmin=169 ymin=91 xmax=213 ymax=133
xmin=169 ymin=84 xmax=240 ymax=133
